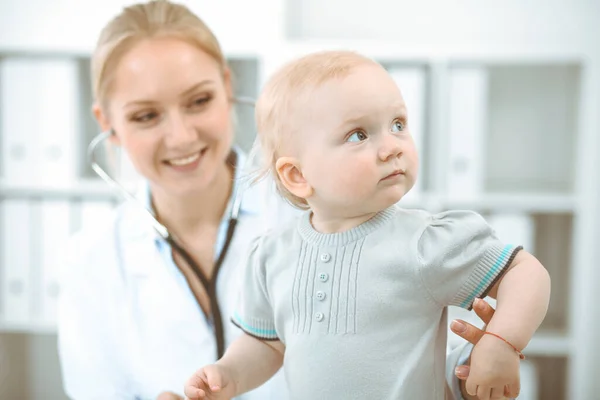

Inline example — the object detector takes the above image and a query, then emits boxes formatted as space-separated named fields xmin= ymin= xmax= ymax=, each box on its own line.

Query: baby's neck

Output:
xmin=310 ymin=210 xmax=378 ymax=234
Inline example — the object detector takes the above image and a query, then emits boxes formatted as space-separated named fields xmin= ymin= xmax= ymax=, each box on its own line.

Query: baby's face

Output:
xmin=294 ymin=63 xmax=419 ymax=215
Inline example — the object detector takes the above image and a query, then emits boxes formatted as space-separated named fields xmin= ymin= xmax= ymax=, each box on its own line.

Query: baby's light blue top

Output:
xmin=233 ymin=205 xmax=521 ymax=399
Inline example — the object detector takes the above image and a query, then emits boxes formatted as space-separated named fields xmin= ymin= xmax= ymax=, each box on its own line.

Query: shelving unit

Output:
xmin=1 ymin=1 xmax=600 ymax=399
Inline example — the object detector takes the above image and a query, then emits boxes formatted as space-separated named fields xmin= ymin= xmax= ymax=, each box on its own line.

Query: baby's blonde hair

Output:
xmin=253 ymin=50 xmax=378 ymax=209
xmin=92 ymin=0 xmax=226 ymax=108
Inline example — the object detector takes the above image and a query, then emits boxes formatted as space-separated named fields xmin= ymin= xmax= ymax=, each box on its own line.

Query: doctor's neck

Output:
xmin=150 ymin=161 xmax=233 ymax=236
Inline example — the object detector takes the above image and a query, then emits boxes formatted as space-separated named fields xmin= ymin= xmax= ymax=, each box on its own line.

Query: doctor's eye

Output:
xmin=189 ymin=94 xmax=213 ymax=110
xmin=391 ymin=119 xmax=405 ymax=133
xmin=131 ymin=111 xmax=159 ymax=124
xmin=347 ymin=130 xmax=368 ymax=143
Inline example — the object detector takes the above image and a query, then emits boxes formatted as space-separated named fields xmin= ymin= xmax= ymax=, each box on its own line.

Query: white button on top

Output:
xmin=320 ymin=253 xmax=331 ymax=262
xmin=316 ymin=291 xmax=326 ymax=301
xmin=315 ymin=312 xmax=325 ymax=322
xmin=319 ymin=272 xmax=329 ymax=282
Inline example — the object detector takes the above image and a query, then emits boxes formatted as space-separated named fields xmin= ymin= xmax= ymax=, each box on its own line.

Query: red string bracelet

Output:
xmin=483 ymin=331 xmax=526 ymax=360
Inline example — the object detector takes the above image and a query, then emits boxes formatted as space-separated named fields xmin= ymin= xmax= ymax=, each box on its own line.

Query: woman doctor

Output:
xmin=56 ymin=1 xmax=504 ymax=399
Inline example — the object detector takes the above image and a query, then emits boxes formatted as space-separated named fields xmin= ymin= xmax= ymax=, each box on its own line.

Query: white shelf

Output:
xmin=0 ymin=182 xmax=577 ymax=213
xmin=442 ymin=194 xmax=577 ymax=214
xmin=0 ymin=324 xmax=572 ymax=359
xmin=449 ymin=329 xmax=571 ymax=358
xmin=277 ymin=39 xmax=590 ymax=64
xmin=525 ymin=330 xmax=572 ymax=357
xmin=0 ymin=322 xmax=57 ymax=335
xmin=399 ymin=193 xmax=577 ymax=214
xmin=0 ymin=179 xmax=118 ymax=199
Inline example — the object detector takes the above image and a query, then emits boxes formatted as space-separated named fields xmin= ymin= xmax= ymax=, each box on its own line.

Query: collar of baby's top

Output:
xmin=297 ymin=205 xmax=399 ymax=246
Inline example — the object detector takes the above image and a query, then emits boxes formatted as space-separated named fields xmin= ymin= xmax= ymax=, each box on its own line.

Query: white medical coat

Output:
xmin=57 ymin=169 xmax=295 ymax=399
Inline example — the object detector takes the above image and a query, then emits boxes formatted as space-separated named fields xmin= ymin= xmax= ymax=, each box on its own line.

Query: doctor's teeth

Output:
xmin=169 ymin=152 xmax=200 ymax=166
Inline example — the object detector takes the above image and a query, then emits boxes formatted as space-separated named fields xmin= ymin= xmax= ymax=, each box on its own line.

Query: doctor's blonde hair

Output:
xmin=92 ymin=0 xmax=227 ymax=107
xmin=253 ymin=50 xmax=379 ymax=209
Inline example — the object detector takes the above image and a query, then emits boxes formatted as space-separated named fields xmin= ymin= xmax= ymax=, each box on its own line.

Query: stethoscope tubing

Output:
xmin=87 ymin=96 xmax=256 ymax=358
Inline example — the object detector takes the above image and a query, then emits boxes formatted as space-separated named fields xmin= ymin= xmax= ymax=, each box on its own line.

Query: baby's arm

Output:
xmin=466 ymin=250 xmax=550 ymax=398
xmin=184 ymin=334 xmax=284 ymax=399
xmin=218 ymin=334 xmax=284 ymax=394
xmin=485 ymin=250 xmax=551 ymax=351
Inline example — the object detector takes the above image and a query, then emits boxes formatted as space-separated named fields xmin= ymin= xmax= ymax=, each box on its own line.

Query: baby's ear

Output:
xmin=275 ymin=157 xmax=313 ymax=200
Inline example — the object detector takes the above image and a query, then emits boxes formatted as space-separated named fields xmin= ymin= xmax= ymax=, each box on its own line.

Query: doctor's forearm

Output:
xmin=486 ymin=252 xmax=551 ymax=351
xmin=217 ymin=334 xmax=283 ymax=395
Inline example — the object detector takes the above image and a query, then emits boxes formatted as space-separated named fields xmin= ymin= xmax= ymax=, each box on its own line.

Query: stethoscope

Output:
xmin=87 ymin=96 xmax=255 ymax=359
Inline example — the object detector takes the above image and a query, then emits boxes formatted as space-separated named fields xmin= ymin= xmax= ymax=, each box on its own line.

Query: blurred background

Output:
xmin=1 ymin=0 xmax=600 ymax=399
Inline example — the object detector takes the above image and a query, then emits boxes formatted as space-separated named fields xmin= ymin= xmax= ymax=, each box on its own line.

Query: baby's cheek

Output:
xmin=407 ymin=145 xmax=419 ymax=166
xmin=338 ymin=169 xmax=374 ymax=198
xmin=405 ymin=149 xmax=419 ymax=177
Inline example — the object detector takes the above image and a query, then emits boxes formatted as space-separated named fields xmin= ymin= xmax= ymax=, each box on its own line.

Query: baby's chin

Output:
xmin=358 ymin=192 xmax=406 ymax=214
xmin=382 ymin=186 xmax=409 ymax=203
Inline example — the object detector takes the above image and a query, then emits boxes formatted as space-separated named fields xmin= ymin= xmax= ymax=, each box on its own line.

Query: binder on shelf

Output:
xmin=485 ymin=212 xmax=536 ymax=254
xmin=0 ymin=57 xmax=80 ymax=185
xmin=39 ymin=199 xmax=73 ymax=325
xmin=37 ymin=58 xmax=80 ymax=186
xmin=446 ymin=67 xmax=488 ymax=199
xmin=0 ymin=199 xmax=33 ymax=325
xmin=388 ymin=66 xmax=427 ymax=201
xmin=1 ymin=59 xmax=40 ymax=183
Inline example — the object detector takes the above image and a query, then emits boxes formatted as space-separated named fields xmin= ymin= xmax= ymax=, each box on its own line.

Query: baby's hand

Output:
xmin=466 ymin=334 xmax=521 ymax=399
xmin=183 ymin=364 xmax=236 ymax=400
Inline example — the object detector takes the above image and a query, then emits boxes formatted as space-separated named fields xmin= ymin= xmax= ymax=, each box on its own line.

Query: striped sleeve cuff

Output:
xmin=452 ymin=244 xmax=523 ymax=310
xmin=231 ymin=311 xmax=279 ymax=340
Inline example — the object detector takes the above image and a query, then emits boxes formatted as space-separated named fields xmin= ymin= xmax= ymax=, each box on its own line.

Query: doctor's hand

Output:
xmin=184 ymin=364 xmax=237 ymax=400
xmin=450 ymin=298 xmax=512 ymax=400
xmin=451 ymin=298 xmax=495 ymax=353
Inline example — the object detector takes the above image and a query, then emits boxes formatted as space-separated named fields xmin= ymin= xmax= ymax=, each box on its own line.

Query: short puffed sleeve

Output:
xmin=416 ymin=210 xmax=522 ymax=309
xmin=231 ymin=236 xmax=278 ymax=340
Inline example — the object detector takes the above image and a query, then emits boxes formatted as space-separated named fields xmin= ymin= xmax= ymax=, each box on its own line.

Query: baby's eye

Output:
xmin=391 ymin=120 xmax=405 ymax=132
xmin=347 ymin=131 xmax=368 ymax=142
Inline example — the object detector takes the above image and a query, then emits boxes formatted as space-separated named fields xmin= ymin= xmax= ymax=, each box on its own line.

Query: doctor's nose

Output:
xmin=378 ymin=134 xmax=403 ymax=162
xmin=164 ymin=113 xmax=197 ymax=147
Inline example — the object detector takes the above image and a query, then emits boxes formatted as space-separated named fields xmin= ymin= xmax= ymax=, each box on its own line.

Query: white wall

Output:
xmin=0 ymin=0 xmax=284 ymax=55
xmin=2 ymin=0 xmax=598 ymax=55
xmin=287 ymin=0 xmax=600 ymax=52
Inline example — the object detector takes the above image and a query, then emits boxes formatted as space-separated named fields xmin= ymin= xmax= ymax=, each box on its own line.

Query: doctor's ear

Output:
xmin=222 ymin=67 xmax=233 ymax=100
xmin=275 ymin=157 xmax=313 ymax=200
xmin=92 ymin=103 xmax=121 ymax=146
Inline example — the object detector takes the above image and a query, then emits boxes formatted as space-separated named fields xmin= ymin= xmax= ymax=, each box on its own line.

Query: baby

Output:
xmin=184 ymin=50 xmax=551 ymax=399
